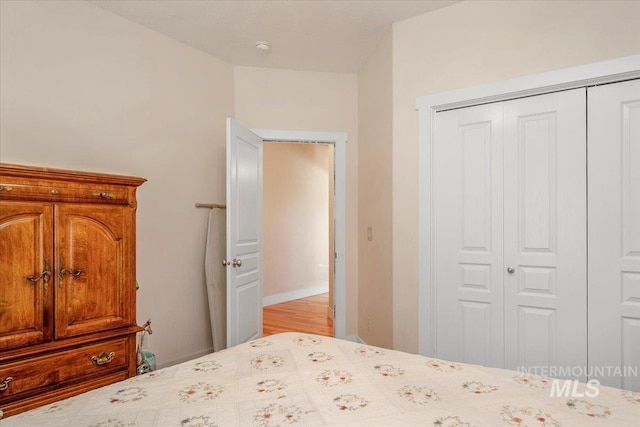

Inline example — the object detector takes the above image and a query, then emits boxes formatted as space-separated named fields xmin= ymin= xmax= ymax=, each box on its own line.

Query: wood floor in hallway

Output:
xmin=262 ymin=293 xmax=333 ymax=337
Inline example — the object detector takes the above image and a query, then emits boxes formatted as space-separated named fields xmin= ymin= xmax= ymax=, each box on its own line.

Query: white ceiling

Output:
xmin=88 ymin=0 xmax=458 ymax=73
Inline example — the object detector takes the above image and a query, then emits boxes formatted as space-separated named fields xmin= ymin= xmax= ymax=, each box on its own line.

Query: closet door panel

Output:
xmin=503 ymin=89 xmax=587 ymax=379
xmin=434 ymin=103 xmax=504 ymax=367
xmin=588 ymin=79 xmax=640 ymax=391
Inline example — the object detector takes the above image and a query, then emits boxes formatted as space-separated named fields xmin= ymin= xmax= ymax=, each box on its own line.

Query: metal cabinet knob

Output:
xmin=222 ymin=260 xmax=231 ymax=266
xmin=507 ymin=266 xmax=515 ymax=274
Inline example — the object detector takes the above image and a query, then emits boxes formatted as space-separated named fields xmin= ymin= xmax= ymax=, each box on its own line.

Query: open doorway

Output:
xmin=224 ymin=121 xmax=346 ymax=346
xmin=261 ymin=142 xmax=334 ymax=337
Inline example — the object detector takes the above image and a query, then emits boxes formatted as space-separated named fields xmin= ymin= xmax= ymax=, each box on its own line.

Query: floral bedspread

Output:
xmin=3 ymin=332 xmax=639 ymax=426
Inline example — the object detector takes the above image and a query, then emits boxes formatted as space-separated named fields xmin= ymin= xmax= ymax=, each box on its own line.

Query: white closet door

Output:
xmin=588 ymin=79 xmax=640 ymax=391
xmin=434 ymin=89 xmax=586 ymax=373
xmin=434 ymin=103 xmax=505 ymax=367
xmin=503 ymin=89 xmax=587 ymax=379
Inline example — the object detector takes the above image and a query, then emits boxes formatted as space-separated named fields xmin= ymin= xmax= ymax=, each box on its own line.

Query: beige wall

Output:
xmin=263 ymin=143 xmax=331 ymax=299
xmin=0 ymin=1 xmax=235 ymax=366
xmin=5 ymin=0 xmax=635 ymax=362
xmin=357 ymin=30 xmax=393 ymax=348
xmin=391 ymin=0 xmax=640 ymax=352
xmin=234 ymin=66 xmax=359 ymax=335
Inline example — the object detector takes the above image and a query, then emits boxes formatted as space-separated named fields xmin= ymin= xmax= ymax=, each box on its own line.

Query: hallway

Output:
xmin=262 ymin=293 xmax=333 ymax=337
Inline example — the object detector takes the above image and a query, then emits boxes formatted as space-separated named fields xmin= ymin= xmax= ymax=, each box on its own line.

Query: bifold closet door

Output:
xmin=434 ymin=89 xmax=587 ymax=375
xmin=503 ymin=89 xmax=587 ymax=379
xmin=434 ymin=103 xmax=505 ymax=367
xmin=588 ymin=79 xmax=640 ymax=391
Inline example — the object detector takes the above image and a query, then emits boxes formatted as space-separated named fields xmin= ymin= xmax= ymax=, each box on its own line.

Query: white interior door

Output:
xmin=503 ymin=89 xmax=587 ymax=379
xmin=226 ymin=118 xmax=263 ymax=347
xmin=434 ymin=89 xmax=587 ymax=375
xmin=434 ymin=102 xmax=505 ymax=367
xmin=588 ymin=79 xmax=640 ymax=391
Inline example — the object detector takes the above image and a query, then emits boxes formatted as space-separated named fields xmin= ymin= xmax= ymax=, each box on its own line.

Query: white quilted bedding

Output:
xmin=3 ymin=332 xmax=639 ymax=426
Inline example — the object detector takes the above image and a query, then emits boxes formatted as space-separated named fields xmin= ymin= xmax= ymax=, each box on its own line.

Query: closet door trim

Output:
xmin=417 ymin=54 xmax=640 ymax=356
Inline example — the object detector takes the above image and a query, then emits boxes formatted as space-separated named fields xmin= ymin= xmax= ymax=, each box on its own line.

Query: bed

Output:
xmin=2 ymin=332 xmax=638 ymax=426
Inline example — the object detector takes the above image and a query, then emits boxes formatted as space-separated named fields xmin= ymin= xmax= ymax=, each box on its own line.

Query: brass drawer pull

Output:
xmin=0 ymin=377 xmax=13 ymax=392
xmin=92 ymin=191 xmax=114 ymax=199
xmin=0 ymin=185 xmax=12 ymax=192
xmin=91 ymin=351 xmax=115 ymax=366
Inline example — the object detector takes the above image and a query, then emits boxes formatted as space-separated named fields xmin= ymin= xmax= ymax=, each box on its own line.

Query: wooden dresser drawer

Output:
xmin=0 ymin=338 xmax=128 ymax=399
xmin=0 ymin=182 xmax=129 ymax=204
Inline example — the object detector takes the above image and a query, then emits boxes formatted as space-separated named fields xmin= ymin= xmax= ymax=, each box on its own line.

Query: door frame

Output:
xmin=252 ymin=128 xmax=347 ymax=340
xmin=416 ymin=54 xmax=640 ymax=356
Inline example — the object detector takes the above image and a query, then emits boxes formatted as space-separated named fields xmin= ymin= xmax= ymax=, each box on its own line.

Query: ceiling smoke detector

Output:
xmin=255 ymin=41 xmax=271 ymax=53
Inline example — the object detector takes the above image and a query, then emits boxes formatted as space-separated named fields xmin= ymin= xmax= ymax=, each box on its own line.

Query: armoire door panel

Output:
xmin=434 ymin=103 xmax=504 ymax=368
xmin=588 ymin=79 xmax=640 ymax=391
xmin=503 ymin=89 xmax=587 ymax=380
xmin=0 ymin=203 xmax=53 ymax=349
xmin=54 ymin=204 xmax=133 ymax=338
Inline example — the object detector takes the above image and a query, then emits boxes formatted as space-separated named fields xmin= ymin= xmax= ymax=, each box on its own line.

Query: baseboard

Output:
xmin=156 ymin=347 xmax=213 ymax=370
xmin=327 ymin=304 xmax=334 ymax=322
xmin=345 ymin=335 xmax=365 ymax=344
xmin=263 ymin=285 xmax=328 ymax=306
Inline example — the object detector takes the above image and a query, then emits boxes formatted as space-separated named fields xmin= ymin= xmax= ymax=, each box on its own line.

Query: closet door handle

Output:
xmin=232 ymin=259 xmax=242 ymax=268
xmin=507 ymin=266 xmax=515 ymax=274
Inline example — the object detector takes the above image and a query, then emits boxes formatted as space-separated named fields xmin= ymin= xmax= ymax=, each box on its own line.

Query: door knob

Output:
xmin=222 ymin=260 xmax=231 ymax=266
xmin=232 ymin=259 xmax=242 ymax=268
xmin=507 ymin=266 xmax=515 ymax=274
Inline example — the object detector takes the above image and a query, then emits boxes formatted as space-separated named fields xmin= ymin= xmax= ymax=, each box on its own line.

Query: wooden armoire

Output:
xmin=0 ymin=163 xmax=146 ymax=417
